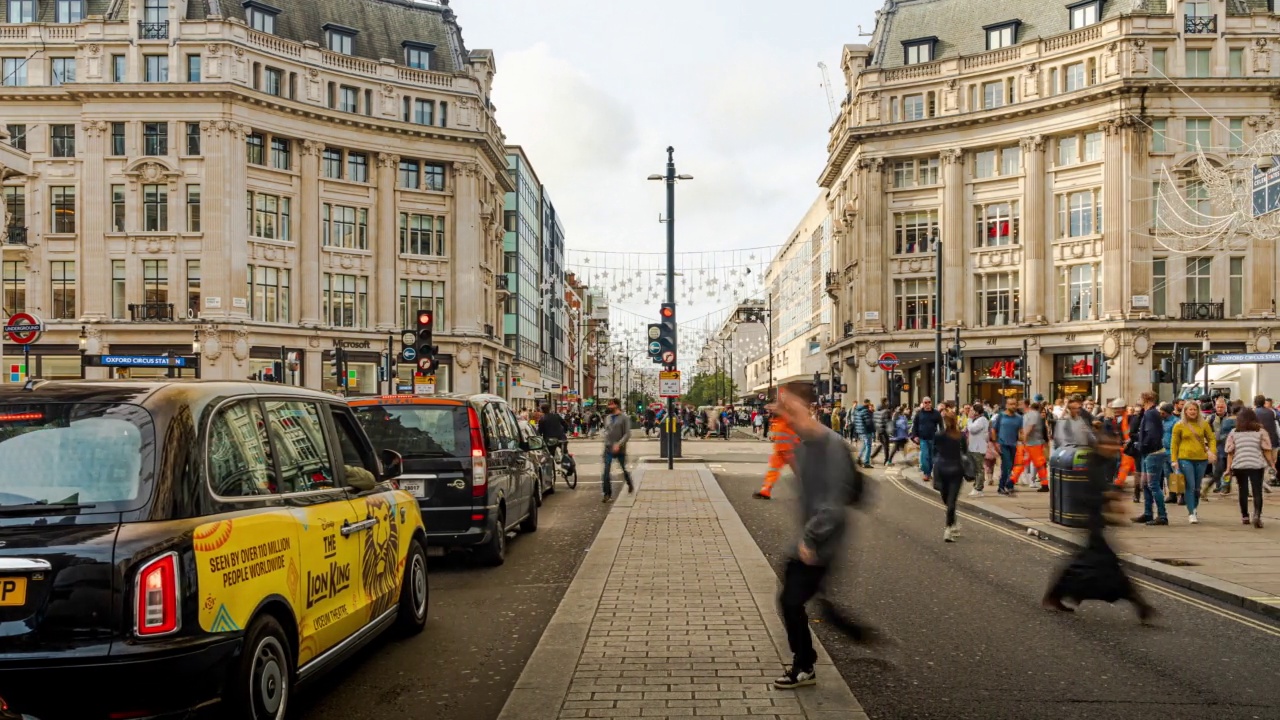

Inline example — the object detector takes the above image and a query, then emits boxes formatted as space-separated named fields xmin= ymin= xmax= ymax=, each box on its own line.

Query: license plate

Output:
xmin=426 ymin=546 xmax=445 ymax=557
xmin=400 ymin=479 xmax=425 ymax=498
xmin=0 ymin=577 xmax=26 ymax=606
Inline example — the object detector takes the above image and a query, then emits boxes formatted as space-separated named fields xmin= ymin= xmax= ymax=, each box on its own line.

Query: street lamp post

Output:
xmin=649 ymin=148 xmax=693 ymax=469
xmin=933 ymin=231 xmax=943 ymax=401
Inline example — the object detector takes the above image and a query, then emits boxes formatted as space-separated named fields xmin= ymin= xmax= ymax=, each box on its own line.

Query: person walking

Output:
xmin=992 ymin=397 xmax=1022 ymax=496
xmin=1225 ymin=407 xmax=1274 ymax=528
xmin=1253 ymin=394 xmax=1280 ymax=490
xmin=934 ymin=408 xmax=966 ymax=542
xmin=853 ymin=399 xmax=875 ymax=468
xmin=600 ymin=398 xmax=634 ymax=503
xmin=966 ymin=404 xmax=991 ymax=497
xmin=910 ymin=397 xmax=943 ymax=484
xmin=753 ymin=409 xmax=765 ymax=438
xmin=1205 ymin=398 xmax=1235 ymax=495
xmin=1011 ymin=400 xmax=1050 ymax=492
xmin=888 ymin=406 xmax=909 ymax=465
xmin=872 ymin=398 xmax=892 ymax=467
xmin=754 ymin=404 xmax=799 ymax=500
xmin=770 ymin=381 xmax=863 ymax=689
xmin=1171 ymin=402 xmax=1215 ymax=524
xmin=1132 ymin=393 xmax=1170 ymax=526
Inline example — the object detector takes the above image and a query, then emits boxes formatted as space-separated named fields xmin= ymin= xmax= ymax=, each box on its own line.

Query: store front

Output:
xmin=249 ymin=346 xmax=306 ymax=386
xmin=1050 ymin=353 xmax=1095 ymax=402
xmin=89 ymin=344 xmax=202 ymax=379
xmin=969 ymin=355 xmax=1024 ymax=405
xmin=1 ymin=344 xmax=82 ymax=380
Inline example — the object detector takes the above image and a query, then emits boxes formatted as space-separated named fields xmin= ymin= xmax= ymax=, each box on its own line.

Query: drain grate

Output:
xmin=1153 ymin=558 xmax=1200 ymax=567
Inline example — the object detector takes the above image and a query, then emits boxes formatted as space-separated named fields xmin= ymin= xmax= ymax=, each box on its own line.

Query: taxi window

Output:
xmin=208 ymin=400 xmax=276 ymax=497
xmin=330 ymin=407 xmax=378 ymax=485
xmin=262 ymin=400 xmax=334 ymax=493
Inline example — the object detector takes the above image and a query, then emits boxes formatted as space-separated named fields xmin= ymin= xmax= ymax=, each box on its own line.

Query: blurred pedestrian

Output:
xmin=934 ymin=407 xmax=966 ymax=542
xmin=754 ymin=403 xmax=798 ymax=500
xmin=1225 ymin=407 xmax=1274 ymax=528
xmin=887 ymin=406 xmax=909 ymax=465
xmin=872 ymin=398 xmax=892 ymax=467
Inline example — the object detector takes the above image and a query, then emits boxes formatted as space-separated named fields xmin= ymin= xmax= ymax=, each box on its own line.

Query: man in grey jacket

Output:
xmin=601 ymin=398 xmax=634 ymax=502
xmin=772 ymin=380 xmax=857 ymax=689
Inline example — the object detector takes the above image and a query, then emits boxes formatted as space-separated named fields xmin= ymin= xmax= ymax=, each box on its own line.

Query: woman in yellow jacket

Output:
xmin=1171 ymin=403 xmax=1216 ymax=524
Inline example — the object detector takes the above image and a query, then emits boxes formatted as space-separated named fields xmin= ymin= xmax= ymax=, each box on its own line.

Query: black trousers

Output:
xmin=1236 ymin=468 xmax=1265 ymax=517
xmin=779 ymin=559 xmax=827 ymax=670
xmin=937 ymin=472 xmax=963 ymax=526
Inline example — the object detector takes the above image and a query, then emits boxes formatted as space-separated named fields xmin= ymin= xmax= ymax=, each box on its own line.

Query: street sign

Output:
xmin=659 ymin=370 xmax=681 ymax=398
xmin=647 ymin=326 xmax=661 ymax=340
xmin=1209 ymin=352 xmax=1280 ymax=364
xmin=661 ymin=350 xmax=676 ymax=365
xmin=877 ymin=352 xmax=900 ymax=372
xmin=4 ymin=313 xmax=42 ymax=345
xmin=413 ymin=374 xmax=436 ymax=395
xmin=416 ymin=357 xmax=435 ymax=371
xmin=648 ymin=340 xmax=661 ymax=355
xmin=92 ymin=355 xmax=189 ymax=368
xmin=401 ymin=347 xmax=418 ymax=362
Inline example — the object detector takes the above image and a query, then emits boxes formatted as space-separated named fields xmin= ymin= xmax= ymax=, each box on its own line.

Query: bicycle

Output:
xmin=548 ymin=439 xmax=578 ymax=490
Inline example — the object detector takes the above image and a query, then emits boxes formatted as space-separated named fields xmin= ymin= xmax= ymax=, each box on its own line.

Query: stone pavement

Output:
xmin=890 ymin=461 xmax=1280 ymax=620
xmin=497 ymin=463 xmax=867 ymax=720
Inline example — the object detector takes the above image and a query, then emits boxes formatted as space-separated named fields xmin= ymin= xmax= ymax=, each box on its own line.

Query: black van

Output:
xmin=350 ymin=394 xmax=540 ymax=565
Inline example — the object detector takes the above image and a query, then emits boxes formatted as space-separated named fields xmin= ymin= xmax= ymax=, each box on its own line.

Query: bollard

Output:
xmin=659 ymin=416 xmax=683 ymax=459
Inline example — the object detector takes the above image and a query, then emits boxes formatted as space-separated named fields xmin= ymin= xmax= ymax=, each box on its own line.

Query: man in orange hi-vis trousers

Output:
xmin=754 ymin=410 xmax=799 ymax=499
xmin=1111 ymin=399 xmax=1137 ymax=491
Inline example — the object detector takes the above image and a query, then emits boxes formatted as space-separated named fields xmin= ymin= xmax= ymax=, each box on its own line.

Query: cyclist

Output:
xmin=537 ymin=403 xmax=570 ymax=466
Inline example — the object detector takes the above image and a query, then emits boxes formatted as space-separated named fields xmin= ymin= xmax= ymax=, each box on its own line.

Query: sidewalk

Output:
xmin=891 ymin=461 xmax=1280 ymax=620
xmin=497 ymin=463 xmax=867 ymax=720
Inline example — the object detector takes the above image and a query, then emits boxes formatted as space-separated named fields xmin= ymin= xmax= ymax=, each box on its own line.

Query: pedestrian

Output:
xmin=1012 ymin=399 xmax=1050 ymax=492
xmin=643 ymin=407 xmax=656 ymax=438
xmin=754 ymin=403 xmax=799 ymax=500
xmin=1225 ymin=407 xmax=1274 ymax=528
xmin=1253 ymin=394 xmax=1280 ymax=490
xmin=934 ymin=407 xmax=966 ymax=542
xmin=909 ymin=397 xmax=942 ymax=484
xmin=1043 ymin=395 xmax=1155 ymax=622
xmin=753 ymin=409 xmax=764 ymax=438
xmin=600 ymin=398 xmax=634 ymax=503
xmin=1205 ymin=397 xmax=1235 ymax=495
xmin=1171 ymin=402 xmax=1215 ymax=524
xmin=872 ymin=398 xmax=892 ymax=467
xmin=1132 ymin=393 xmax=1170 ymax=526
xmin=770 ymin=381 xmax=866 ymax=689
xmin=1109 ymin=399 xmax=1137 ymax=493
xmin=888 ymin=406 xmax=909 ymax=464
xmin=991 ymin=396 xmax=1022 ymax=496
xmin=966 ymin=404 xmax=991 ymax=497
xmin=853 ymin=399 xmax=874 ymax=468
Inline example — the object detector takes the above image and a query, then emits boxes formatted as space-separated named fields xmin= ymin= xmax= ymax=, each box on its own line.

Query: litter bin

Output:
xmin=659 ymin=416 xmax=683 ymax=459
xmin=1049 ymin=445 xmax=1092 ymax=528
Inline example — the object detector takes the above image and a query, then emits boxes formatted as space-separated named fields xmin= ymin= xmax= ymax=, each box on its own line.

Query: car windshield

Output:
xmin=0 ymin=402 xmax=152 ymax=508
xmin=353 ymin=404 xmax=468 ymax=458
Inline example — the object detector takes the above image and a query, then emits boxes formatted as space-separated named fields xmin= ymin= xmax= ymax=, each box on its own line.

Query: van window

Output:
xmin=491 ymin=405 xmax=521 ymax=451
xmin=262 ymin=400 xmax=333 ymax=492
xmin=481 ymin=404 xmax=503 ymax=451
xmin=353 ymin=403 xmax=468 ymax=458
xmin=208 ymin=400 xmax=276 ymax=497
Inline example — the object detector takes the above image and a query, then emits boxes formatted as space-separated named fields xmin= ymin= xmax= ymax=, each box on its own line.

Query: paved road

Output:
xmin=711 ymin=441 xmax=1280 ymax=720
xmin=293 ymin=438 xmax=651 ymax=720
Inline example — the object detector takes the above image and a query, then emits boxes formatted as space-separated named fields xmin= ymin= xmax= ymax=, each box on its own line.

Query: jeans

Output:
xmin=858 ymin=434 xmax=874 ymax=465
xmin=967 ymin=451 xmax=988 ymax=491
xmin=602 ymin=447 xmax=632 ymax=496
xmin=1207 ymin=456 xmax=1228 ymax=491
xmin=998 ymin=445 xmax=1017 ymax=492
xmin=1178 ymin=459 xmax=1208 ymax=515
xmin=919 ymin=438 xmax=936 ymax=477
xmin=937 ymin=473 xmax=962 ymax=526
xmin=1236 ymin=468 xmax=1265 ymax=517
xmin=1141 ymin=452 xmax=1169 ymax=520
xmin=779 ymin=559 xmax=827 ymax=670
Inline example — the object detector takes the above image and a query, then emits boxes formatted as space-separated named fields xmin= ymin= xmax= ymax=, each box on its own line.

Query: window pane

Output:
xmin=262 ymin=400 xmax=332 ymax=493
xmin=208 ymin=401 xmax=276 ymax=497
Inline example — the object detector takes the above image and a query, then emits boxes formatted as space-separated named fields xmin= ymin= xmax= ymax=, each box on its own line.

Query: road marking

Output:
xmin=881 ymin=468 xmax=1280 ymax=638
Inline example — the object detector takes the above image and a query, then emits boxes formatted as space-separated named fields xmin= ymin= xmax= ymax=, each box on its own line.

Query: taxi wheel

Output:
xmin=395 ymin=538 xmax=429 ymax=636
xmin=476 ymin=509 xmax=506 ymax=566
xmin=230 ymin=615 xmax=293 ymax=720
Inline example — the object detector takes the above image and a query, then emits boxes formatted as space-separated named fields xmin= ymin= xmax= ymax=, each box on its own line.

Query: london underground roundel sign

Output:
xmin=4 ymin=313 xmax=43 ymax=345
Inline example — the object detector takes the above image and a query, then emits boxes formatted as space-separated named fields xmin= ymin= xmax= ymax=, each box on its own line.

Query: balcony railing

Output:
xmin=1180 ymin=302 xmax=1224 ymax=321
xmin=843 ymin=321 xmax=854 ymax=338
xmin=825 ymin=271 xmax=840 ymax=288
xmin=495 ymin=275 xmax=509 ymax=291
xmin=1184 ymin=14 xmax=1217 ymax=34
xmin=129 ymin=302 xmax=175 ymax=321
xmin=138 ymin=21 xmax=169 ymax=40
xmin=484 ymin=323 xmax=495 ymax=338
xmin=3 ymin=226 xmax=26 ymax=245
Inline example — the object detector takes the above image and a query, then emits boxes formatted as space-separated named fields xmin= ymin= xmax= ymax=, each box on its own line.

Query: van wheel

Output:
xmin=520 ymin=490 xmax=539 ymax=533
xmin=229 ymin=615 xmax=293 ymax=720
xmin=476 ymin=509 xmax=506 ymax=566
xmin=395 ymin=538 xmax=429 ymax=636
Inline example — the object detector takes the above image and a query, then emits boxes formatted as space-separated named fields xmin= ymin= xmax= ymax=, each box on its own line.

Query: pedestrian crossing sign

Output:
xmin=8 ymin=364 xmax=24 ymax=383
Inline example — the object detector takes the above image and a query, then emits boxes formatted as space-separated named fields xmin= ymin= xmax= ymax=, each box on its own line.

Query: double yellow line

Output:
xmin=881 ymin=468 xmax=1280 ymax=638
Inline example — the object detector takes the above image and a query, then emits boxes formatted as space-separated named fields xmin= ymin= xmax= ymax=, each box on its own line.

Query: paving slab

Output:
xmin=497 ymin=463 xmax=868 ymax=720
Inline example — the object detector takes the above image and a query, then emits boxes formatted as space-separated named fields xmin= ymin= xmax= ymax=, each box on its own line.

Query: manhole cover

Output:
xmin=1153 ymin=558 xmax=1199 ymax=567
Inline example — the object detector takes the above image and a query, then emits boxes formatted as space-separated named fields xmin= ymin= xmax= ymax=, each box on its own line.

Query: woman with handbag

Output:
xmin=1224 ymin=407 xmax=1275 ymax=528
xmin=934 ymin=408 xmax=967 ymax=543
xmin=966 ymin=405 xmax=991 ymax=497
xmin=1171 ymin=402 xmax=1216 ymax=524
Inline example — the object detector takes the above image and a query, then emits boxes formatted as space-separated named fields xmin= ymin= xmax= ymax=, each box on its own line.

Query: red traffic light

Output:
xmin=417 ymin=311 xmax=434 ymax=328
xmin=660 ymin=306 xmax=674 ymax=319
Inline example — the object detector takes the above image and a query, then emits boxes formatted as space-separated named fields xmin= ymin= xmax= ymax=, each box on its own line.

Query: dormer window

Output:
xmin=984 ymin=21 xmax=1020 ymax=50
xmin=6 ymin=0 xmax=34 ymax=23
xmin=324 ymin=23 xmax=356 ymax=55
xmin=244 ymin=1 xmax=280 ymax=34
xmin=1068 ymin=0 xmax=1101 ymax=29
xmin=902 ymin=37 xmax=937 ymax=65
xmin=403 ymin=41 xmax=435 ymax=71
xmin=55 ymin=0 xmax=84 ymax=23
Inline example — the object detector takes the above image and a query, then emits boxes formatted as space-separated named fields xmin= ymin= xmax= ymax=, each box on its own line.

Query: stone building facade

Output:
xmin=0 ymin=0 xmax=513 ymax=394
xmin=822 ymin=0 xmax=1280 ymax=406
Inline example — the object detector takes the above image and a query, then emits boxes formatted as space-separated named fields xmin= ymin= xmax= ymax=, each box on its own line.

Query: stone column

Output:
xmin=451 ymin=161 xmax=484 ymax=336
xmin=1127 ymin=120 xmax=1151 ymax=316
xmin=298 ymin=140 xmax=323 ymax=325
xmin=856 ymin=157 xmax=884 ymax=331
xmin=1101 ymin=119 xmax=1126 ymax=318
xmin=224 ymin=124 xmax=250 ymax=321
xmin=374 ymin=152 xmax=399 ymax=331
xmin=1020 ymin=134 xmax=1047 ymax=323
xmin=80 ymin=120 xmax=109 ymax=318
xmin=940 ymin=148 xmax=964 ymax=326
xmin=199 ymin=121 xmax=228 ymax=322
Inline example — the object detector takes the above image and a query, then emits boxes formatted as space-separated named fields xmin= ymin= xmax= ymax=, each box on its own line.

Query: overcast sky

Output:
xmin=458 ymin=0 xmax=880 ymax=260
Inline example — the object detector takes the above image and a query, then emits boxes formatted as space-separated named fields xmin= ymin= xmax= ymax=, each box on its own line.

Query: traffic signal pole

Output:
xmin=665 ymin=147 xmax=676 ymax=470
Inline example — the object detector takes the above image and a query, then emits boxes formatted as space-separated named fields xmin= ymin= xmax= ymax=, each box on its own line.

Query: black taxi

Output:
xmin=0 ymin=380 xmax=428 ymax=720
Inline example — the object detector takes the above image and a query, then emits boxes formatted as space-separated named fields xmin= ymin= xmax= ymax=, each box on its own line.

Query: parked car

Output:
xmin=517 ymin=421 xmax=557 ymax=501
xmin=0 ymin=380 xmax=428 ymax=720
xmin=349 ymin=394 xmax=539 ymax=566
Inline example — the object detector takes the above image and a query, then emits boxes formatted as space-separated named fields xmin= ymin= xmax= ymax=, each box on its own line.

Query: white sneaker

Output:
xmin=943 ymin=526 xmax=955 ymax=543
xmin=1189 ymin=513 xmax=1199 ymax=525
xmin=968 ymin=490 xmax=985 ymax=498
xmin=952 ymin=523 xmax=962 ymax=537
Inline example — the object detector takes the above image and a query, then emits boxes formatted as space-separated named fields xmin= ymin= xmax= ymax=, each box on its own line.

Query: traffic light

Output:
xmin=1178 ymin=346 xmax=1195 ymax=387
xmin=272 ymin=360 xmax=284 ymax=384
xmin=1019 ymin=339 xmax=1029 ymax=387
xmin=1093 ymin=349 xmax=1109 ymax=386
xmin=647 ymin=323 xmax=663 ymax=364
xmin=329 ymin=348 xmax=347 ymax=387
xmin=1153 ymin=357 xmax=1173 ymax=384
xmin=658 ymin=303 xmax=677 ymax=370
xmin=415 ymin=310 xmax=439 ymax=374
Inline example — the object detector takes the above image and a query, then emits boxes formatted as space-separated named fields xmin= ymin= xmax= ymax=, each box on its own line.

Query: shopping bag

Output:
xmin=1168 ymin=472 xmax=1186 ymax=494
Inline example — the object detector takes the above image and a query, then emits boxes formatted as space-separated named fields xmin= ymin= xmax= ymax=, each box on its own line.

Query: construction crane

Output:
xmin=817 ymin=62 xmax=837 ymax=122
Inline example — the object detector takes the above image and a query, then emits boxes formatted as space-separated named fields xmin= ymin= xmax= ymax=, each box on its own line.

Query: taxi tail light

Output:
xmin=468 ymin=406 xmax=487 ymax=497
xmin=135 ymin=551 xmax=180 ymax=637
